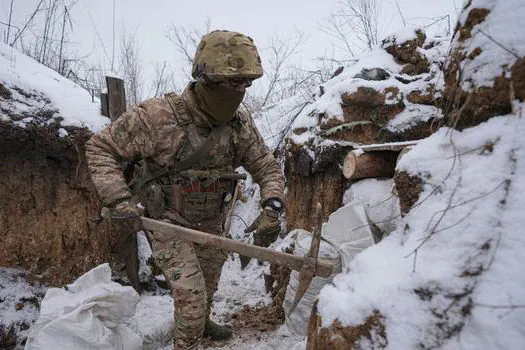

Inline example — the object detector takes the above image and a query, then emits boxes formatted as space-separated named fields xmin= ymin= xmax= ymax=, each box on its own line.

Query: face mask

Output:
xmin=193 ymin=81 xmax=245 ymax=125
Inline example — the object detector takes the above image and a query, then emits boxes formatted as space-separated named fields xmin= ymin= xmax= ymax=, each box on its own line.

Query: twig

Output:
xmin=427 ymin=180 xmax=506 ymax=227
xmin=10 ymin=0 xmax=45 ymax=46
xmin=393 ymin=0 xmax=406 ymax=27
xmin=231 ymin=214 xmax=249 ymax=229
xmin=275 ymin=101 xmax=311 ymax=150
xmin=425 ymin=206 xmax=473 ymax=236
xmin=474 ymin=303 xmax=525 ymax=309
xmin=406 ymin=139 xmax=462 ymax=262
xmin=6 ymin=0 xmax=14 ymax=44
xmin=445 ymin=144 xmax=486 ymax=159
xmin=412 ymin=249 xmax=417 ymax=273
xmin=478 ymin=29 xmax=522 ymax=59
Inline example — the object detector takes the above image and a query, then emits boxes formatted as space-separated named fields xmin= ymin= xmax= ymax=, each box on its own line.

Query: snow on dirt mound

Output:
xmin=309 ymin=1 xmax=525 ymax=348
xmin=316 ymin=114 xmax=525 ymax=349
xmin=0 ymin=43 xmax=108 ymax=134
xmin=279 ymin=28 xmax=449 ymax=149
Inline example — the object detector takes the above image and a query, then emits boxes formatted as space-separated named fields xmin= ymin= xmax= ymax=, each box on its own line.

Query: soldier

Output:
xmin=85 ymin=30 xmax=285 ymax=349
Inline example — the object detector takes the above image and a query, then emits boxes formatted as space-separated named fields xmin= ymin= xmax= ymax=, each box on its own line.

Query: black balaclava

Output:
xmin=193 ymin=81 xmax=245 ymax=125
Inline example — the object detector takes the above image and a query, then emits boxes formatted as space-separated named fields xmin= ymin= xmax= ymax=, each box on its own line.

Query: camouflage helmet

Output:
xmin=192 ymin=30 xmax=263 ymax=81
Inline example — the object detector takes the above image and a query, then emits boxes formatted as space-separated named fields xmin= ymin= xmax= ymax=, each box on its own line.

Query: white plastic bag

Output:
xmin=25 ymin=263 xmax=141 ymax=350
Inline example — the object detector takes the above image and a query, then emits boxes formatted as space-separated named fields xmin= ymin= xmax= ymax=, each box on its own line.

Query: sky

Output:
xmin=2 ymin=0 xmax=461 ymax=97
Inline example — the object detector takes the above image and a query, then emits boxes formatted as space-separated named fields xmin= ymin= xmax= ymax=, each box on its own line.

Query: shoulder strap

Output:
xmin=165 ymin=92 xmax=192 ymax=126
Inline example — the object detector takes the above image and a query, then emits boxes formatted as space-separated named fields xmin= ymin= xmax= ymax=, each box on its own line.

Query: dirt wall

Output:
xmin=0 ymin=122 xmax=119 ymax=286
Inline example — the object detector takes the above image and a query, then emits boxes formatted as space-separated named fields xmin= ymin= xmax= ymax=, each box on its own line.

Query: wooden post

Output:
xmin=100 ymin=92 xmax=109 ymax=117
xmin=105 ymin=76 xmax=126 ymax=121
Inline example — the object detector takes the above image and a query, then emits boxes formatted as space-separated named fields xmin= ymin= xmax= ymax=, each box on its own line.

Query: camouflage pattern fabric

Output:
xmin=191 ymin=30 xmax=263 ymax=81
xmin=150 ymin=222 xmax=227 ymax=349
xmin=86 ymin=82 xmax=284 ymax=349
xmin=86 ymin=83 xmax=284 ymax=207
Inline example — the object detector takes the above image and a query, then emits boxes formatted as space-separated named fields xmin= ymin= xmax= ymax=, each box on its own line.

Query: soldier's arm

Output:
xmin=85 ymin=102 xmax=159 ymax=206
xmin=234 ymin=111 xmax=285 ymax=204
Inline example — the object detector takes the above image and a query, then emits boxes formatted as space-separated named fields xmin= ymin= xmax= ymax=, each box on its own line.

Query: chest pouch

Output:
xmin=174 ymin=170 xmax=246 ymax=222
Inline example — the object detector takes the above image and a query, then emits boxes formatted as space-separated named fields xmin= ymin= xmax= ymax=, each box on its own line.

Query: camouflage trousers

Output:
xmin=150 ymin=220 xmax=228 ymax=349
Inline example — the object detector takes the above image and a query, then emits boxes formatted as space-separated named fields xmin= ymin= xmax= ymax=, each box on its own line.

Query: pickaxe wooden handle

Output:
xmin=140 ymin=217 xmax=334 ymax=278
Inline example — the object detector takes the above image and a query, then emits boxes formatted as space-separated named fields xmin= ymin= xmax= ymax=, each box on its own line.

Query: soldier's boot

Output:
xmin=204 ymin=319 xmax=233 ymax=341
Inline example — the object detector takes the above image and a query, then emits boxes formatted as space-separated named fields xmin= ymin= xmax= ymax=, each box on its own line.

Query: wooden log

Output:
xmin=358 ymin=140 xmax=418 ymax=152
xmin=343 ymin=150 xmax=398 ymax=181
xmin=106 ymin=76 xmax=126 ymax=121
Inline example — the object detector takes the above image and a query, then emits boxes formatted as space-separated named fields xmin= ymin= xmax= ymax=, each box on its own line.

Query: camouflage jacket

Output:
xmin=85 ymin=84 xmax=285 ymax=208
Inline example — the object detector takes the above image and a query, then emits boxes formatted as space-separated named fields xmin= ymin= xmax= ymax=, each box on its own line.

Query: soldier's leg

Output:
xmin=194 ymin=244 xmax=228 ymax=316
xmin=194 ymin=243 xmax=232 ymax=341
xmin=150 ymin=235 xmax=207 ymax=349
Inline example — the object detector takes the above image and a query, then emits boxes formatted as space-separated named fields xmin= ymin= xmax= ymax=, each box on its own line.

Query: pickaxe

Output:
xmin=138 ymin=207 xmax=333 ymax=311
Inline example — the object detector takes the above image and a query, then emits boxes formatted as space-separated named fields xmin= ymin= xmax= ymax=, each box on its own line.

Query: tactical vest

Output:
xmin=133 ymin=93 xmax=241 ymax=231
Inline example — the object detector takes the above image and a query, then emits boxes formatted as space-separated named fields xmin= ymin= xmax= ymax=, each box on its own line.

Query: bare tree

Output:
xmin=119 ymin=28 xmax=143 ymax=105
xmin=150 ymin=61 xmax=178 ymax=97
xmin=9 ymin=0 xmax=45 ymax=47
xmin=11 ymin=0 xmax=81 ymax=76
xmin=259 ymin=32 xmax=304 ymax=108
xmin=166 ymin=19 xmax=211 ymax=79
xmin=4 ymin=0 xmax=15 ymax=44
xmin=322 ymin=0 xmax=383 ymax=56
xmin=66 ymin=62 xmax=106 ymax=101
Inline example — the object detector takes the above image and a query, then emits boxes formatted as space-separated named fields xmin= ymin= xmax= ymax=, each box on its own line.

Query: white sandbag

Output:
xmin=283 ymin=229 xmax=341 ymax=336
xmin=284 ymin=200 xmax=380 ymax=336
xmin=25 ymin=263 xmax=141 ymax=350
xmin=342 ymin=178 xmax=401 ymax=235
xmin=322 ymin=203 xmax=376 ymax=267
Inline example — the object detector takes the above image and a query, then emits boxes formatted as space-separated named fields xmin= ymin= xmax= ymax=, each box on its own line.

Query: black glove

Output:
xmin=102 ymin=199 xmax=144 ymax=232
xmin=244 ymin=208 xmax=281 ymax=248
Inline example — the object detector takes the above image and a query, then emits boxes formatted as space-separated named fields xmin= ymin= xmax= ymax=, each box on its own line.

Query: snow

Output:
xmin=0 ymin=268 xmax=46 ymax=346
xmin=387 ymin=104 xmax=443 ymax=131
xmin=282 ymin=31 xmax=450 ymax=147
xmin=0 ymin=43 xmax=109 ymax=133
xmin=317 ymin=110 xmax=525 ymax=348
xmin=455 ymin=0 xmax=525 ymax=89
xmin=382 ymin=28 xmax=420 ymax=45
